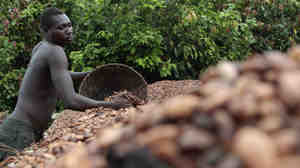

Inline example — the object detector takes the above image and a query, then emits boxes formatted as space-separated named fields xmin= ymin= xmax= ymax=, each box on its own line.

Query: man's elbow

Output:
xmin=63 ymin=102 xmax=74 ymax=109
xmin=64 ymin=102 xmax=85 ymax=111
xmin=63 ymin=97 xmax=83 ymax=110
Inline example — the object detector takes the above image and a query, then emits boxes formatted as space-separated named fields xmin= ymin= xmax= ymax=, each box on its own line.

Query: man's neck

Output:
xmin=43 ymin=38 xmax=65 ymax=47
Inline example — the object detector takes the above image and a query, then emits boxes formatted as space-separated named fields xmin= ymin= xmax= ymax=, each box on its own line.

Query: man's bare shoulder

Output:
xmin=31 ymin=41 xmax=64 ymax=60
xmin=41 ymin=42 xmax=65 ymax=56
xmin=41 ymin=43 xmax=69 ymax=69
xmin=33 ymin=42 xmax=67 ymax=64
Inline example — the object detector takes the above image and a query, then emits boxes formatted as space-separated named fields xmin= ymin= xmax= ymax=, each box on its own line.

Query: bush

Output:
xmin=69 ymin=0 xmax=256 ymax=80
xmin=233 ymin=0 xmax=300 ymax=52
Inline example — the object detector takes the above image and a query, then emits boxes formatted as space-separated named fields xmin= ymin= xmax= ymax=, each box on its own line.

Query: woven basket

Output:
xmin=79 ymin=64 xmax=147 ymax=101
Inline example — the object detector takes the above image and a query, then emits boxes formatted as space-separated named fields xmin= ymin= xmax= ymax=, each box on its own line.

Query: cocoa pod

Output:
xmin=136 ymin=125 xmax=179 ymax=146
xmin=160 ymin=95 xmax=201 ymax=119
xmin=94 ymin=127 xmax=125 ymax=148
xmin=214 ymin=111 xmax=235 ymax=144
xmin=257 ymin=115 xmax=286 ymax=134
xmin=278 ymin=71 xmax=300 ymax=107
xmin=277 ymin=156 xmax=300 ymax=168
xmin=179 ymin=127 xmax=216 ymax=152
xmin=265 ymin=51 xmax=298 ymax=70
xmin=216 ymin=62 xmax=239 ymax=81
xmin=198 ymin=87 xmax=232 ymax=112
xmin=149 ymin=139 xmax=179 ymax=164
xmin=272 ymin=129 xmax=300 ymax=156
xmin=228 ymin=94 xmax=259 ymax=120
xmin=217 ymin=154 xmax=243 ymax=168
xmin=47 ymin=144 xmax=102 ymax=168
xmin=240 ymin=55 xmax=269 ymax=73
xmin=258 ymin=99 xmax=286 ymax=117
xmin=233 ymin=127 xmax=278 ymax=168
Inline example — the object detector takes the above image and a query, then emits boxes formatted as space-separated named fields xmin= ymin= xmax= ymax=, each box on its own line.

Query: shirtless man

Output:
xmin=0 ymin=7 xmax=128 ymax=160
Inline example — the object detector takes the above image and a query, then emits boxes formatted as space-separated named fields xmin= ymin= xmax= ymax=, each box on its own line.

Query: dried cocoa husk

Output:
xmin=197 ymin=80 xmax=231 ymax=97
xmin=257 ymin=115 xmax=286 ymax=134
xmin=94 ymin=127 xmax=125 ymax=148
xmin=272 ymin=129 xmax=300 ymax=156
xmin=47 ymin=144 xmax=98 ymax=168
xmin=199 ymin=147 xmax=225 ymax=167
xmin=233 ymin=127 xmax=278 ymax=168
xmin=233 ymin=74 xmax=260 ymax=96
xmin=278 ymin=71 xmax=300 ymax=107
xmin=277 ymin=156 xmax=300 ymax=168
xmin=214 ymin=111 xmax=235 ymax=144
xmin=136 ymin=125 xmax=179 ymax=146
xmin=249 ymin=82 xmax=275 ymax=100
xmin=263 ymin=69 xmax=278 ymax=82
xmin=160 ymin=95 xmax=201 ymax=119
xmin=48 ymin=141 xmax=79 ymax=156
xmin=217 ymin=154 xmax=243 ymax=168
xmin=198 ymin=87 xmax=232 ymax=112
xmin=125 ymin=107 xmax=138 ymax=124
xmin=133 ymin=104 xmax=163 ymax=130
xmin=258 ymin=99 xmax=286 ymax=117
xmin=193 ymin=112 xmax=217 ymax=131
xmin=216 ymin=62 xmax=239 ymax=82
xmin=240 ymin=55 xmax=269 ymax=73
xmin=228 ymin=93 xmax=259 ymax=120
xmin=200 ymin=66 xmax=220 ymax=83
xmin=149 ymin=139 xmax=179 ymax=164
xmin=178 ymin=127 xmax=216 ymax=151
xmin=265 ymin=51 xmax=298 ymax=70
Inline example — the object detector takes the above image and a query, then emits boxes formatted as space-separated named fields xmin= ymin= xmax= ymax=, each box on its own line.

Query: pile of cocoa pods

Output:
xmin=49 ymin=46 xmax=300 ymax=168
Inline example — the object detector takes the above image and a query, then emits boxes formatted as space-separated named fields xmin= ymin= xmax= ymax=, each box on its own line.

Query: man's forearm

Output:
xmin=65 ymin=93 xmax=116 ymax=111
xmin=69 ymin=71 xmax=90 ymax=81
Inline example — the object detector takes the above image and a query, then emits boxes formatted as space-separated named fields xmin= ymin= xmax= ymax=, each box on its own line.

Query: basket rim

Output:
xmin=78 ymin=63 xmax=148 ymax=99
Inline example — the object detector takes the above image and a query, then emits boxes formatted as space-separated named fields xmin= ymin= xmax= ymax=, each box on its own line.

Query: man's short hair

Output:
xmin=40 ymin=7 xmax=64 ymax=32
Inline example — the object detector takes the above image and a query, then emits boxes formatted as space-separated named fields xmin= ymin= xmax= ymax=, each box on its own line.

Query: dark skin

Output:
xmin=8 ymin=14 xmax=128 ymax=131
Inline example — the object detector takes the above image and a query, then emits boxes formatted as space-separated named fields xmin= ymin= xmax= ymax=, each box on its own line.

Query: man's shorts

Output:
xmin=0 ymin=118 xmax=42 ymax=161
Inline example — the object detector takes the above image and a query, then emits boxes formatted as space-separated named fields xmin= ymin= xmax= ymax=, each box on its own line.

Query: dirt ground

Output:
xmin=1 ymin=80 xmax=201 ymax=168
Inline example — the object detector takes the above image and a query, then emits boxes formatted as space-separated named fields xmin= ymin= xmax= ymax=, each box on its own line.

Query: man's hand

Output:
xmin=111 ymin=97 xmax=132 ymax=110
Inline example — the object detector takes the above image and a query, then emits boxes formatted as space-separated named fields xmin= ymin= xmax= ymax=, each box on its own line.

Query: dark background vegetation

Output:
xmin=0 ymin=0 xmax=299 ymax=111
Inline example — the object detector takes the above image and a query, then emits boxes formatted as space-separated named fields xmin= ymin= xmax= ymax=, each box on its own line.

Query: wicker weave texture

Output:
xmin=79 ymin=64 xmax=147 ymax=101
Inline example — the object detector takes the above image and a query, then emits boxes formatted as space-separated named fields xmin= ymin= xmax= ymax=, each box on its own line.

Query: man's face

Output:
xmin=47 ymin=14 xmax=73 ymax=46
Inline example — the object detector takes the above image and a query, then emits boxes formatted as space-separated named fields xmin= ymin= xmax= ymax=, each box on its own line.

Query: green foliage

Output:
xmin=0 ymin=69 xmax=25 ymax=111
xmin=69 ymin=0 xmax=256 ymax=79
xmin=0 ymin=0 xmax=299 ymax=111
xmin=233 ymin=0 xmax=300 ymax=52
xmin=0 ymin=36 xmax=23 ymax=110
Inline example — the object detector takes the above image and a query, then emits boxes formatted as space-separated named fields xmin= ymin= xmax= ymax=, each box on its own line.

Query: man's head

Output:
xmin=40 ymin=7 xmax=73 ymax=45
xmin=40 ymin=7 xmax=63 ymax=32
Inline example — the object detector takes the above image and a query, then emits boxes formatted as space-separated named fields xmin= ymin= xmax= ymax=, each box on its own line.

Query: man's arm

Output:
xmin=47 ymin=47 xmax=125 ymax=110
xmin=69 ymin=71 xmax=90 ymax=81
